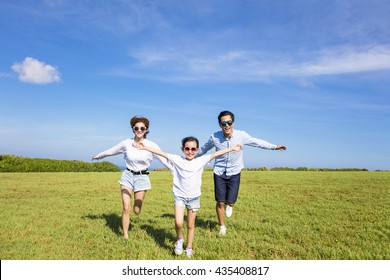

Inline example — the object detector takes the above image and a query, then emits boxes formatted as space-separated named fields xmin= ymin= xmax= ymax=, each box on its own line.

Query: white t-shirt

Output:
xmin=167 ymin=154 xmax=212 ymax=198
xmin=94 ymin=138 xmax=167 ymax=171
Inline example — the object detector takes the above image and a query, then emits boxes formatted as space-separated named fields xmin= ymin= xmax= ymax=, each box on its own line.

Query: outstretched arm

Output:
xmin=136 ymin=142 xmax=169 ymax=159
xmin=197 ymin=136 xmax=215 ymax=157
xmin=210 ymin=144 xmax=242 ymax=161
xmin=91 ymin=141 xmax=125 ymax=161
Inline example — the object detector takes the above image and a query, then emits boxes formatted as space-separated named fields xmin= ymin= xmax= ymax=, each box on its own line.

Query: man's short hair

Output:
xmin=218 ymin=111 xmax=235 ymax=123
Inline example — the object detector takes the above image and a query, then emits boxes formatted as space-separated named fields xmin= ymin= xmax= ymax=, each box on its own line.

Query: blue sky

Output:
xmin=1 ymin=0 xmax=389 ymax=170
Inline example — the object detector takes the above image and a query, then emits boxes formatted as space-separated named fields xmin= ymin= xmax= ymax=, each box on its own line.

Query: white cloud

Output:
xmin=120 ymin=44 xmax=390 ymax=82
xmin=0 ymin=72 xmax=12 ymax=78
xmin=11 ymin=57 xmax=61 ymax=84
xmin=297 ymin=46 xmax=390 ymax=76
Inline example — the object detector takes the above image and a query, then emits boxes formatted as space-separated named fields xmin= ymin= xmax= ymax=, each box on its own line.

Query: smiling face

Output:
xmin=219 ymin=115 xmax=234 ymax=138
xmin=181 ymin=140 xmax=199 ymax=160
xmin=132 ymin=121 xmax=148 ymax=140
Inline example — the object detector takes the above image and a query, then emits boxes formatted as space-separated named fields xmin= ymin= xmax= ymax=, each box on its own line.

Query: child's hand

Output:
xmin=232 ymin=144 xmax=242 ymax=151
xmin=135 ymin=142 xmax=146 ymax=150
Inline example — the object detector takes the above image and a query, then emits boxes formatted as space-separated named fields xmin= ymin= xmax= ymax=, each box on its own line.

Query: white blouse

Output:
xmin=94 ymin=138 xmax=166 ymax=171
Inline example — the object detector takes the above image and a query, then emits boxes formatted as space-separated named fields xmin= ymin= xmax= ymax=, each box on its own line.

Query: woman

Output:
xmin=92 ymin=116 xmax=166 ymax=240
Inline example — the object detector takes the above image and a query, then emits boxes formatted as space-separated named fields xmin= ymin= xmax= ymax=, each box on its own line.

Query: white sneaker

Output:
xmin=174 ymin=239 xmax=184 ymax=255
xmin=185 ymin=248 xmax=194 ymax=258
xmin=225 ymin=205 xmax=233 ymax=217
xmin=219 ymin=225 xmax=227 ymax=236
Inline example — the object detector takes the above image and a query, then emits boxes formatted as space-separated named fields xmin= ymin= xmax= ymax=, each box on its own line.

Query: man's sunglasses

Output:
xmin=183 ymin=147 xmax=198 ymax=152
xmin=133 ymin=126 xmax=147 ymax=131
xmin=220 ymin=120 xmax=233 ymax=126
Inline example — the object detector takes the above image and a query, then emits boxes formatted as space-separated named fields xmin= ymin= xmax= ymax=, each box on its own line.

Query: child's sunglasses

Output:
xmin=183 ymin=147 xmax=197 ymax=152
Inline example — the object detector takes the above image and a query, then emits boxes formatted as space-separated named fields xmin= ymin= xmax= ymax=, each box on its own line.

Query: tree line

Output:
xmin=0 ymin=154 xmax=120 ymax=172
xmin=2 ymin=154 xmax=381 ymax=172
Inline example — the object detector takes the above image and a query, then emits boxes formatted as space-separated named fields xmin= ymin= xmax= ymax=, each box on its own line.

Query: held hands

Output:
xmin=135 ymin=142 xmax=146 ymax=150
xmin=232 ymin=144 xmax=243 ymax=152
xmin=135 ymin=141 xmax=167 ymax=159
xmin=276 ymin=145 xmax=287 ymax=151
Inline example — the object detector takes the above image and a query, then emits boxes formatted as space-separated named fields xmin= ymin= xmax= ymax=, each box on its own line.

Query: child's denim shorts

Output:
xmin=118 ymin=170 xmax=151 ymax=192
xmin=174 ymin=195 xmax=201 ymax=212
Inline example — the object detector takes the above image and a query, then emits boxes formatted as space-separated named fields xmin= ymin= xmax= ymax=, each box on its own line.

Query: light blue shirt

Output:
xmin=198 ymin=129 xmax=277 ymax=176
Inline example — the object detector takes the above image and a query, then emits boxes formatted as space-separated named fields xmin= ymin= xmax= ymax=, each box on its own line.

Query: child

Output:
xmin=136 ymin=136 xmax=242 ymax=258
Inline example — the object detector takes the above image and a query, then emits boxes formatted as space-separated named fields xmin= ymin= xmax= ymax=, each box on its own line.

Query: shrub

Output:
xmin=0 ymin=154 xmax=120 ymax=172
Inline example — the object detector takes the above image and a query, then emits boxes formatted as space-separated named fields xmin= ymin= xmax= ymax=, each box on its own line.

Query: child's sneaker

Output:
xmin=174 ymin=239 xmax=184 ymax=255
xmin=225 ymin=205 xmax=233 ymax=217
xmin=219 ymin=225 xmax=227 ymax=236
xmin=186 ymin=248 xmax=194 ymax=258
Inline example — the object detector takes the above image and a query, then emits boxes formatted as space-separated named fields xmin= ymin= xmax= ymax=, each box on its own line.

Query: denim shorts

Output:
xmin=174 ymin=196 xmax=201 ymax=212
xmin=118 ymin=170 xmax=151 ymax=192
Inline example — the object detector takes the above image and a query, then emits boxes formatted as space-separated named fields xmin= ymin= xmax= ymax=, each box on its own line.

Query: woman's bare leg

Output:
xmin=121 ymin=185 xmax=132 ymax=239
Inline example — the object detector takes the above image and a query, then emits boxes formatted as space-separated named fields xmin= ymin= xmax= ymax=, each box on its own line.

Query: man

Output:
xmin=197 ymin=110 xmax=286 ymax=236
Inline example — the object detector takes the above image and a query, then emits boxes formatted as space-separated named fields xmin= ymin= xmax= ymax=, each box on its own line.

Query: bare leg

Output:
xmin=186 ymin=209 xmax=197 ymax=249
xmin=121 ymin=185 xmax=132 ymax=240
xmin=133 ymin=190 xmax=146 ymax=215
xmin=216 ymin=201 xmax=225 ymax=226
xmin=174 ymin=205 xmax=185 ymax=240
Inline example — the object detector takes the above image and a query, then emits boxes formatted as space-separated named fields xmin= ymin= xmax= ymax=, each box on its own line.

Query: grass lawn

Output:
xmin=0 ymin=171 xmax=389 ymax=260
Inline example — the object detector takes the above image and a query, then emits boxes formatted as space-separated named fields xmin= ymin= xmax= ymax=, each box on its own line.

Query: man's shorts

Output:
xmin=118 ymin=170 xmax=151 ymax=192
xmin=174 ymin=195 xmax=201 ymax=212
xmin=214 ymin=172 xmax=241 ymax=203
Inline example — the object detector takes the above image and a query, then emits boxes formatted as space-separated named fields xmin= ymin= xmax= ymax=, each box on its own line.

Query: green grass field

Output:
xmin=0 ymin=171 xmax=389 ymax=260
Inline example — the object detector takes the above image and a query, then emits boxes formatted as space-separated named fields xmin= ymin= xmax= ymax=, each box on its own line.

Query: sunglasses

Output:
xmin=183 ymin=147 xmax=198 ymax=152
xmin=220 ymin=120 xmax=233 ymax=126
xmin=133 ymin=126 xmax=147 ymax=131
